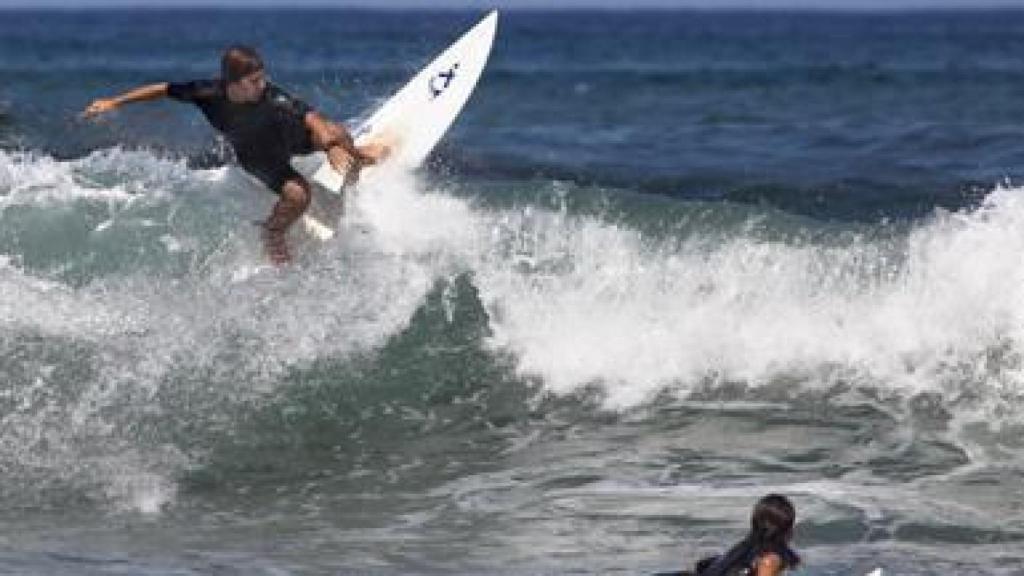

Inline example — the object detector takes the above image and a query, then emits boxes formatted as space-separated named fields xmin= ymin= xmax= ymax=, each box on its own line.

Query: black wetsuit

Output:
xmin=655 ymin=541 xmax=800 ymax=576
xmin=167 ymin=79 xmax=315 ymax=192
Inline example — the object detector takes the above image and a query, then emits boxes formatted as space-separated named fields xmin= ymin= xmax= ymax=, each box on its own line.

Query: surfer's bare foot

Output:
xmin=338 ymin=142 xmax=391 ymax=187
xmin=357 ymin=141 xmax=392 ymax=165
xmin=326 ymin=146 xmax=359 ymax=174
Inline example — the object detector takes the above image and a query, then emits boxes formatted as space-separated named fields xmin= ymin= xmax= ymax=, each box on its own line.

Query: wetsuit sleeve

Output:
xmin=166 ymin=79 xmax=219 ymax=103
xmin=267 ymin=84 xmax=313 ymax=120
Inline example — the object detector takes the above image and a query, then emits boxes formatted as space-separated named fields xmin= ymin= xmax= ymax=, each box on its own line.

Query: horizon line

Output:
xmin=2 ymin=3 xmax=1024 ymax=11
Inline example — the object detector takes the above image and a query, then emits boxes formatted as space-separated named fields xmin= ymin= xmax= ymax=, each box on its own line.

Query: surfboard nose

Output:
xmin=311 ymin=10 xmax=499 ymax=194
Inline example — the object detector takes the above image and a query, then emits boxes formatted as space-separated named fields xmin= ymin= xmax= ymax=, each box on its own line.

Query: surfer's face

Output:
xmin=226 ymin=69 xmax=267 ymax=103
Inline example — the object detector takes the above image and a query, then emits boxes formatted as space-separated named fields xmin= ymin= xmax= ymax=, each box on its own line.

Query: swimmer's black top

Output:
xmin=168 ymin=79 xmax=315 ymax=190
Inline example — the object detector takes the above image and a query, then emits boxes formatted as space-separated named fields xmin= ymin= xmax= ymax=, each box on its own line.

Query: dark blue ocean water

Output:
xmin=2 ymin=8 xmax=1024 ymax=576
xmin=5 ymin=9 xmax=1024 ymax=218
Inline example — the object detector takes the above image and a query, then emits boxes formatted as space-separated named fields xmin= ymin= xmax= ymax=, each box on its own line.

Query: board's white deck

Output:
xmin=307 ymin=10 xmax=499 ymax=193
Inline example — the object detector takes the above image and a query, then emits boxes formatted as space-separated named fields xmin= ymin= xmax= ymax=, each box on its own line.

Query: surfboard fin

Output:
xmin=312 ymin=162 xmax=348 ymax=194
xmin=301 ymin=214 xmax=335 ymax=241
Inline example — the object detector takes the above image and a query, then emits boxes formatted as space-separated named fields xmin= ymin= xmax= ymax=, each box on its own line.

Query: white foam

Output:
xmin=0 ymin=147 xmax=187 ymax=209
xmin=312 ymin=169 xmax=1024 ymax=422
xmin=472 ymin=184 xmax=1024 ymax=414
xmin=5 ymin=145 xmax=1024 ymax=512
xmin=0 ymin=148 xmax=445 ymax=514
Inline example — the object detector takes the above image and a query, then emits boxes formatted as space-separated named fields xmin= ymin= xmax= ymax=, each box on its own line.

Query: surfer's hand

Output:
xmin=327 ymin=146 xmax=362 ymax=185
xmin=81 ymin=98 xmax=119 ymax=119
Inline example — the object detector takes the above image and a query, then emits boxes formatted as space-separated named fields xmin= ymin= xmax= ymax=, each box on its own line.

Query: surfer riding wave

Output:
xmin=82 ymin=45 xmax=389 ymax=264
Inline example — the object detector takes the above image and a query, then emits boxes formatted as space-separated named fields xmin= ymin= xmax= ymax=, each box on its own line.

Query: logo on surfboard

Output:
xmin=429 ymin=63 xmax=459 ymax=99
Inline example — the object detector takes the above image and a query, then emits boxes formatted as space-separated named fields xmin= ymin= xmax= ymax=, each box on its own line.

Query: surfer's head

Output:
xmin=750 ymin=494 xmax=797 ymax=545
xmin=222 ymin=45 xmax=266 ymax=103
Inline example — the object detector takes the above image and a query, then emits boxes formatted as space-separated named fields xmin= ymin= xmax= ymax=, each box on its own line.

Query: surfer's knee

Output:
xmin=280 ymin=178 xmax=311 ymax=212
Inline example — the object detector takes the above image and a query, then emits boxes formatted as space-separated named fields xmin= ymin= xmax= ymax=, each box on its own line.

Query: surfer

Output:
xmin=657 ymin=494 xmax=801 ymax=576
xmin=81 ymin=45 xmax=387 ymax=264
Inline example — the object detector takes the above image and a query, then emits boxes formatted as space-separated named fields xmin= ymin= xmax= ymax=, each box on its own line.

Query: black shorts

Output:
xmin=241 ymin=157 xmax=303 ymax=194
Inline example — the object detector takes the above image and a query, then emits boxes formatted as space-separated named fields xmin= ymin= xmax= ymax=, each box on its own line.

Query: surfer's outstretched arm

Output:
xmin=81 ymin=83 xmax=170 ymax=118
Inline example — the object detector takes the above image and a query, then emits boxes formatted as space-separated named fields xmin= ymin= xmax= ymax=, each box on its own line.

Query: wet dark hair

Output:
xmin=750 ymin=493 xmax=797 ymax=549
xmin=221 ymin=45 xmax=264 ymax=83
xmin=698 ymin=494 xmax=801 ymax=576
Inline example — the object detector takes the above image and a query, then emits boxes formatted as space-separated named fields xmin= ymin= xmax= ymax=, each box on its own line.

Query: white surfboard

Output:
xmin=300 ymin=10 xmax=498 ymax=209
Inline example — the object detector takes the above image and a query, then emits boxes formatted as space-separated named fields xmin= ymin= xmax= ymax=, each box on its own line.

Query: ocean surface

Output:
xmin=2 ymin=8 xmax=1024 ymax=575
